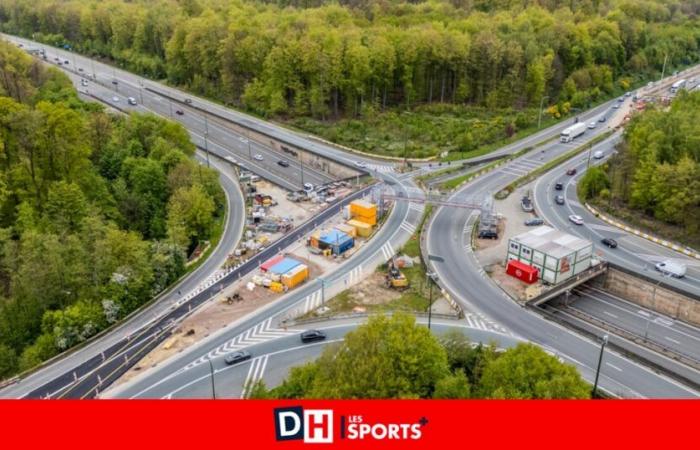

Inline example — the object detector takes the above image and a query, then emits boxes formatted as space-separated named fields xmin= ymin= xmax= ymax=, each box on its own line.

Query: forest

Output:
xmin=250 ymin=314 xmax=591 ymax=399
xmin=0 ymin=40 xmax=224 ymax=379
xmin=579 ymin=91 xmax=700 ymax=248
xmin=1 ymin=0 xmax=699 ymax=157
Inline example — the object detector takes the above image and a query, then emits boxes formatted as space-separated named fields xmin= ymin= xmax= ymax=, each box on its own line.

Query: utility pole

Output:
xmin=586 ymin=143 xmax=594 ymax=170
xmin=426 ymin=272 xmax=437 ymax=330
xmin=660 ymin=53 xmax=668 ymax=81
xmin=204 ymin=115 xmax=210 ymax=168
xmin=592 ymin=334 xmax=608 ymax=398
xmin=246 ymin=128 xmax=253 ymax=160
xmin=538 ymin=95 xmax=549 ymax=129
xmin=208 ymin=359 xmax=217 ymax=400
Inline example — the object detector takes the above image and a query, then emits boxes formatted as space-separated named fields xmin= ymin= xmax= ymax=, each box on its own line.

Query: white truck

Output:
xmin=655 ymin=260 xmax=687 ymax=278
xmin=670 ymin=79 xmax=686 ymax=93
xmin=560 ymin=122 xmax=587 ymax=143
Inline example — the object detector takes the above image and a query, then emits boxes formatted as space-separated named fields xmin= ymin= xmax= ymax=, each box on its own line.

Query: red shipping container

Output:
xmin=260 ymin=254 xmax=284 ymax=272
xmin=506 ymin=259 xmax=539 ymax=284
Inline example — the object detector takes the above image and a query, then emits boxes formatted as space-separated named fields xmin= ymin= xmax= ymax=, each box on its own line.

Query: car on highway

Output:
xmin=354 ymin=161 xmax=367 ymax=169
xmin=587 ymin=122 xmax=596 ymax=129
xmin=598 ymin=115 xmax=607 ymax=122
xmin=554 ymin=182 xmax=564 ymax=191
xmin=175 ymin=109 xmax=184 ymax=115
xmin=593 ymin=150 xmax=604 ymax=159
xmin=80 ymin=79 xmax=88 ymax=86
xmin=112 ymin=96 xmax=119 ymax=102
xmin=625 ymin=91 xmax=632 ymax=97
xmin=655 ymin=260 xmax=687 ymax=278
xmin=617 ymin=97 xmax=624 ymax=102
xmin=127 ymin=97 xmax=137 ymax=105
xmin=566 ymin=168 xmax=577 ymax=176
xmin=525 ymin=218 xmax=544 ymax=226
xmin=277 ymin=160 xmax=290 ymax=167
xmin=184 ymin=98 xmax=193 ymax=104
xmin=64 ymin=60 xmax=69 ymax=65
xmin=224 ymin=350 xmax=252 ymax=365
xmin=253 ymin=154 xmax=264 ymax=161
xmin=478 ymin=229 xmax=498 ymax=239
xmin=300 ymin=330 xmax=326 ymax=343
xmin=112 ymin=80 xmax=118 ymax=85
xmin=78 ymin=67 xmax=83 ymax=72
xmin=601 ymin=238 xmax=618 ymax=248
xmin=568 ymin=214 xmax=584 ymax=225
xmin=612 ymin=103 xmax=620 ymax=109
xmin=555 ymin=195 xmax=565 ymax=205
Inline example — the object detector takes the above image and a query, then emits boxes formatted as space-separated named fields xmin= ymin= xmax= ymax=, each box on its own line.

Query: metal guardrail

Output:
xmin=288 ymin=311 xmax=462 ymax=326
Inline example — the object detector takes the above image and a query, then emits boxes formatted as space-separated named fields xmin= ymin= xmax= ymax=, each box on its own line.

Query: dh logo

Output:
xmin=274 ymin=407 xmax=333 ymax=443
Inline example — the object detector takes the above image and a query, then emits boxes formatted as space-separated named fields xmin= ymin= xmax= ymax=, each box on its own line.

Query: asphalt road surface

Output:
xmin=107 ymin=319 xmax=523 ymax=399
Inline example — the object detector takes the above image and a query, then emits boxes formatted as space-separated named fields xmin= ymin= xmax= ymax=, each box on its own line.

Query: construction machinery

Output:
xmin=385 ymin=258 xmax=409 ymax=290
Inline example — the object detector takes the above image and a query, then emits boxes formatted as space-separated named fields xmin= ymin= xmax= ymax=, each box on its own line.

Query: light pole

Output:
xmin=207 ymin=359 xmax=217 ymax=400
xmin=537 ymin=95 xmax=549 ymax=129
xmin=204 ymin=115 xmax=210 ymax=168
xmin=138 ymin=81 xmax=144 ymax=105
xmin=168 ymin=99 xmax=173 ymax=117
xmin=660 ymin=53 xmax=668 ymax=81
xmin=592 ymin=334 xmax=608 ymax=398
xmin=246 ymin=128 xmax=253 ymax=160
xmin=586 ymin=143 xmax=594 ymax=170
xmin=426 ymin=272 xmax=437 ymax=330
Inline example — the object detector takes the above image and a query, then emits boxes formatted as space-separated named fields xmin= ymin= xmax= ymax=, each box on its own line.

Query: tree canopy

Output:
xmin=250 ymin=314 xmax=590 ymax=399
xmin=0 ymin=39 xmax=224 ymax=379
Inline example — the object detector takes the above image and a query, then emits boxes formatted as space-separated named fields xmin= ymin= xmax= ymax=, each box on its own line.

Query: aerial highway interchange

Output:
xmin=2 ymin=33 xmax=700 ymax=399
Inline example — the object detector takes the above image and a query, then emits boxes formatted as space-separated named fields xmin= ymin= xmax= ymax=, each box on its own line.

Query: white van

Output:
xmin=655 ymin=260 xmax=687 ymax=278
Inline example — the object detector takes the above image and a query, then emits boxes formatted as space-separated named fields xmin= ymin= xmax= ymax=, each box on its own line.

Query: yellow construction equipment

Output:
xmin=385 ymin=258 xmax=409 ymax=290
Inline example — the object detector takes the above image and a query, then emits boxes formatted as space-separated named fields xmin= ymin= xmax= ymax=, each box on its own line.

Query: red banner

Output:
xmin=0 ymin=400 xmax=697 ymax=448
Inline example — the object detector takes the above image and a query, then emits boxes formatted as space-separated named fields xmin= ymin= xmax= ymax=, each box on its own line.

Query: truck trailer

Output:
xmin=560 ymin=122 xmax=587 ymax=143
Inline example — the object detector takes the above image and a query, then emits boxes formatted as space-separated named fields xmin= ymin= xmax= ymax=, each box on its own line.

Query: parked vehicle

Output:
xmin=560 ymin=123 xmax=587 ymax=143
xmin=224 ymin=350 xmax=252 ymax=365
xmin=525 ymin=218 xmax=544 ymax=226
xmin=478 ymin=229 xmax=498 ymax=240
xmin=300 ymin=330 xmax=327 ymax=343
xmin=568 ymin=214 xmax=584 ymax=225
xmin=566 ymin=168 xmax=577 ymax=176
xmin=555 ymin=195 xmax=565 ymax=205
xmin=520 ymin=196 xmax=534 ymax=212
xmin=601 ymin=238 xmax=618 ymax=248
xmin=655 ymin=260 xmax=687 ymax=278
xmin=303 ymin=182 xmax=314 ymax=192
xmin=554 ymin=182 xmax=564 ymax=191
xmin=277 ymin=160 xmax=290 ymax=167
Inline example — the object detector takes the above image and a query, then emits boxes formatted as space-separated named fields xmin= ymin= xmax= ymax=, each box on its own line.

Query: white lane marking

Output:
xmin=603 ymin=310 xmax=618 ymax=319
xmin=606 ymin=362 xmax=623 ymax=372
xmin=665 ymin=336 xmax=681 ymax=345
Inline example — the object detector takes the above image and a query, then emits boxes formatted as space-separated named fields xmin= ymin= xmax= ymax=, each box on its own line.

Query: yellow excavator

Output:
xmin=385 ymin=259 xmax=409 ymax=290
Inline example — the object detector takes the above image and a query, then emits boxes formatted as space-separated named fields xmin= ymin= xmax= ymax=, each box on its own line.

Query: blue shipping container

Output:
xmin=268 ymin=257 xmax=302 ymax=275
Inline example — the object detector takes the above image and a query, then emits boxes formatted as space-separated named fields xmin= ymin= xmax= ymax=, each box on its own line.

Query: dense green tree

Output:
xmin=578 ymin=165 xmax=610 ymax=200
xmin=478 ymin=343 xmax=590 ymax=399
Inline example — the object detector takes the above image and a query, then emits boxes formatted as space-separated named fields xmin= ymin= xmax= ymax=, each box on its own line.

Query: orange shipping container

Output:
xmin=282 ymin=264 xmax=309 ymax=289
xmin=347 ymin=219 xmax=372 ymax=237
xmin=350 ymin=200 xmax=377 ymax=219
xmin=354 ymin=213 xmax=377 ymax=226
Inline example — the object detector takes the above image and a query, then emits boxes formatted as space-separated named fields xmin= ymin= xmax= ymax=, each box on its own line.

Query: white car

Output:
xmin=593 ymin=150 xmax=604 ymax=159
xmin=354 ymin=161 xmax=367 ymax=169
xmin=568 ymin=215 xmax=584 ymax=225
xmin=587 ymin=122 xmax=596 ymax=129
xmin=127 ymin=97 xmax=137 ymax=105
xmin=112 ymin=96 xmax=119 ymax=102
xmin=253 ymin=154 xmax=263 ymax=161
xmin=303 ymin=182 xmax=314 ymax=192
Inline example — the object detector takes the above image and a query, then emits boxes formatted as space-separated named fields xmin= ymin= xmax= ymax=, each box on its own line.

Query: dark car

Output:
xmin=478 ymin=229 xmax=498 ymax=240
xmin=554 ymin=182 xmax=564 ymax=191
xmin=525 ymin=218 xmax=544 ymax=226
xmin=224 ymin=350 xmax=251 ymax=365
xmin=555 ymin=195 xmax=565 ymax=205
xmin=112 ymin=80 xmax=118 ymax=85
xmin=300 ymin=330 xmax=326 ymax=343
xmin=184 ymin=98 xmax=193 ymax=104
xmin=598 ymin=115 xmax=607 ymax=123
xmin=175 ymin=109 xmax=184 ymax=115
xmin=277 ymin=160 xmax=290 ymax=168
xmin=601 ymin=238 xmax=618 ymax=248
xmin=566 ymin=168 xmax=577 ymax=176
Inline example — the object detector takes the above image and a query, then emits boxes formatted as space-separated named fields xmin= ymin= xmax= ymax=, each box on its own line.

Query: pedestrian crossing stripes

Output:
xmin=367 ymin=164 xmax=395 ymax=173
xmin=500 ymin=167 xmax=527 ymax=176
xmin=379 ymin=241 xmax=396 ymax=261
xmin=302 ymin=289 xmax=324 ymax=314
xmin=464 ymin=313 xmax=510 ymax=335
xmin=240 ymin=355 xmax=269 ymax=398
xmin=408 ymin=202 xmax=425 ymax=213
xmin=185 ymin=317 xmax=297 ymax=371
xmin=400 ymin=220 xmax=417 ymax=235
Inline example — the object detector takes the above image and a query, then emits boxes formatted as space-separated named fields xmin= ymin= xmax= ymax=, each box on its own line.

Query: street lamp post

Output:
xmin=204 ymin=115 xmax=210 ymax=168
xmin=426 ymin=272 xmax=437 ymax=330
xmin=586 ymin=143 xmax=594 ymax=170
xmin=538 ymin=95 xmax=549 ymax=129
xmin=592 ymin=334 xmax=609 ymax=398
xmin=208 ymin=359 xmax=217 ymax=400
xmin=246 ymin=129 xmax=253 ymax=160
